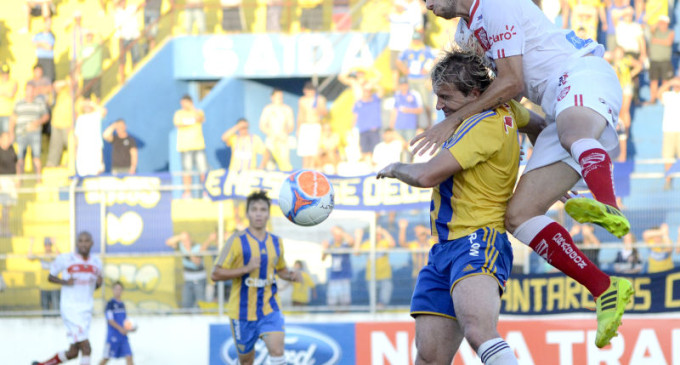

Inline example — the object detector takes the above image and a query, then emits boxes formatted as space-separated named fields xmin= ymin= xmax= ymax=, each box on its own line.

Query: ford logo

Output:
xmin=220 ymin=326 xmax=342 ymax=364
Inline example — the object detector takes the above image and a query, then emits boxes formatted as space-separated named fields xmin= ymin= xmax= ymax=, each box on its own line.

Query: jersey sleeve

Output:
xmin=484 ymin=0 xmax=524 ymax=59
xmin=275 ymin=238 xmax=287 ymax=271
xmin=105 ymin=300 xmax=114 ymax=320
xmin=507 ymin=100 xmax=530 ymax=129
xmin=445 ymin=113 xmax=504 ymax=169
xmin=49 ymin=254 xmax=66 ymax=276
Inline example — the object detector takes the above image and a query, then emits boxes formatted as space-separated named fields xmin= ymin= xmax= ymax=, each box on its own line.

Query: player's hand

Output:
xmin=376 ymin=163 xmax=398 ymax=179
xmin=64 ymin=278 xmax=75 ymax=286
xmin=119 ymin=328 xmax=129 ymax=336
xmin=559 ymin=190 xmax=578 ymax=204
xmin=245 ymin=256 xmax=261 ymax=273
xmin=289 ymin=271 xmax=302 ymax=282
xmin=410 ymin=115 xmax=462 ymax=156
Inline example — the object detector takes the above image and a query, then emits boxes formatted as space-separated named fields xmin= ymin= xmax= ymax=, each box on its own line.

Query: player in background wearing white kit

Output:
xmin=33 ymin=232 xmax=103 ymax=365
xmin=413 ymin=0 xmax=634 ymax=348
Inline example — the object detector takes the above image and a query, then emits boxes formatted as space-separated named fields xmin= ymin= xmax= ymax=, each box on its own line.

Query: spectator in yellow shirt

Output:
xmin=355 ymin=225 xmax=395 ymax=309
xmin=173 ymin=95 xmax=207 ymax=199
xmin=291 ymin=260 xmax=316 ymax=306
xmin=397 ymin=219 xmax=433 ymax=281
xmin=643 ymin=224 xmax=680 ymax=273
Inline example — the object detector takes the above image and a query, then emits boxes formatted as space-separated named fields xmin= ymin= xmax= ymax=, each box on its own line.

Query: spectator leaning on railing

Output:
xmin=165 ymin=231 xmax=213 ymax=309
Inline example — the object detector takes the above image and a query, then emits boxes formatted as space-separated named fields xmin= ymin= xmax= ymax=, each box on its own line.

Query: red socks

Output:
xmin=571 ymin=140 xmax=619 ymax=209
xmin=529 ymin=222 xmax=610 ymax=297
xmin=38 ymin=353 xmax=63 ymax=365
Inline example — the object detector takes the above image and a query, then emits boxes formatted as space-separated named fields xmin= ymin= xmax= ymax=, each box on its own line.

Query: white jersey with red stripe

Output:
xmin=456 ymin=0 xmax=604 ymax=107
xmin=50 ymin=252 xmax=102 ymax=313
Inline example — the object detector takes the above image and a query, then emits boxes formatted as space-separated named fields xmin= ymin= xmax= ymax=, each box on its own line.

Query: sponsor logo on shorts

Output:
xmin=468 ymin=233 xmax=480 ymax=256
xmin=557 ymin=86 xmax=571 ymax=101
xmin=552 ymin=233 xmax=588 ymax=269
xmin=221 ymin=326 xmax=341 ymax=365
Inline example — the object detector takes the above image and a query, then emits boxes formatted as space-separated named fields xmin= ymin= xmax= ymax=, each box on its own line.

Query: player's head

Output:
xmin=271 ymin=88 xmax=283 ymax=104
xmin=303 ymin=81 xmax=316 ymax=96
xmin=112 ymin=281 xmax=124 ymax=299
xmin=246 ymin=190 xmax=271 ymax=229
xmin=180 ymin=94 xmax=193 ymax=109
xmin=424 ymin=0 xmax=467 ymax=20
xmin=431 ymin=49 xmax=493 ymax=117
xmin=76 ymin=231 xmax=94 ymax=257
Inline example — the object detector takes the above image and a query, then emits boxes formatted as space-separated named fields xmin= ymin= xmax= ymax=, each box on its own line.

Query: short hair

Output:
xmin=246 ymin=190 xmax=271 ymax=211
xmin=181 ymin=94 xmax=193 ymax=102
xmin=113 ymin=281 xmax=124 ymax=289
xmin=303 ymin=81 xmax=316 ymax=91
xmin=78 ymin=231 xmax=93 ymax=241
xmin=33 ymin=64 xmax=43 ymax=71
xmin=431 ymin=50 xmax=494 ymax=96
xmin=116 ymin=118 xmax=126 ymax=124
xmin=237 ymin=117 xmax=248 ymax=124
xmin=271 ymin=88 xmax=283 ymax=95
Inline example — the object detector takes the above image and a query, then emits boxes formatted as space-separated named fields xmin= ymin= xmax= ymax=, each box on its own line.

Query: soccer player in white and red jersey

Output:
xmin=33 ymin=231 xmax=103 ymax=365
xmin=413 ymin=0 xmax=634 ymax=349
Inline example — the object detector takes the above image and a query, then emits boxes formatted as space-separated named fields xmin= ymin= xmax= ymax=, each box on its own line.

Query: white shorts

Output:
xmin=62 ymin=309 xmax=92 ymax=344
xmin=326 ymin=278 xmax=351 ymax=306
xmin=525 ymin=56 xmax=622 ymax=189
xmin=297 ymin=123 xmax=321 ymax=157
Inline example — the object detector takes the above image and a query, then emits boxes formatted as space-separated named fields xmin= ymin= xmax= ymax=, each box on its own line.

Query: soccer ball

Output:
xmin=279 ymin=170 xmax=334 ymax=226
xmin=123 ymin=319 xmax=136 ymax=331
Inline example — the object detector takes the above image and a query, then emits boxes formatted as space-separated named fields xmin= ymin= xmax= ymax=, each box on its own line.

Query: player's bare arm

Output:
xmin=211 ymin=256 xmax=261 ymax=282
xmin=277 ymin=267 xmax=302 ymax=282
xmin=95 ymin=275 xmax=103 ymax=290
xmin=411 ymin=55 xmax=524 ymax=155
xmin=376 ymin=149 xmax=463 ymax=188
xmin=519 ymin=109 xmax=547 ymax=145
xmin=48 ymin=274 xmax=74 ymax=286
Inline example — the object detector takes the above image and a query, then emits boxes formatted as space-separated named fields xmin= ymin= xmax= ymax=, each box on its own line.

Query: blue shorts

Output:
xmin=16 ymin=132 xmax=41 ymax=158
xmin=230 ymin=311 xmax=284 ymax=355
xmin=410 ymin=227 xmax=513 ymax=319
xmin=103 ymin=336 xmax=132 ymax=359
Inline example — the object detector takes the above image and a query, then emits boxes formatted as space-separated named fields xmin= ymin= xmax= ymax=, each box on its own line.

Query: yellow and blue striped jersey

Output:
xmin=218 ymin=229 xmax=287 ymax=321
xmin=431 ymin=100 xmax=529 ymax=241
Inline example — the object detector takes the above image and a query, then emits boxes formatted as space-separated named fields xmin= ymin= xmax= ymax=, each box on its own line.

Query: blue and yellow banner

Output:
xmin=501 ymin=269 xmax=680 ymax=315
xmin=75 ymin=174 xmax=174 ymax=253
xmin=204 ymin=169 xmax=431 ymax=211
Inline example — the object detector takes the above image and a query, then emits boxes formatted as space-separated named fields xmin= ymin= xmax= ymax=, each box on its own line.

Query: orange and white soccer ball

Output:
xmin=279 ymin=170 xmax=334 ymax=226
xmin=123 ymin=319 xmax=137 ymax=331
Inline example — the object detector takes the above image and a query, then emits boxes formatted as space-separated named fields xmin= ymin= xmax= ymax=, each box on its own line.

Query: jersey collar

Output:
xmin=246 ymin=228 xmax=269 ymax=245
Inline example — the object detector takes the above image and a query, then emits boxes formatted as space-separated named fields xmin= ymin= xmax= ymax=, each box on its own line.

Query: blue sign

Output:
xmin=75 ymin=174 xmax=174 ymax=253
xmin=209 ymin=322 xmax=356 ymax=365
xmin=204 ymin=169 xmax=431 ymax=211
xmin=173 ymin=32 xmax=390 ymax=79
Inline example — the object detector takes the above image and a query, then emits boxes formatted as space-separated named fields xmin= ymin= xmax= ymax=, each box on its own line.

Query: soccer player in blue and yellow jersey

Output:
xmin=378 ymin=50 xmax=544 ymax=365
xmin=100 ymin=281 xmax=134 ymax=365
xmin=211 ymin=191 xmax=300 ymax=365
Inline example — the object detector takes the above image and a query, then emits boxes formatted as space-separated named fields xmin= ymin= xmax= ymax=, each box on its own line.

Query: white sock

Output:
xmin=80 ymin=355 xmax=91 ymax=365
xmin=269 ymin=355 xmax=285 ymax=365
xmin=511 ymin=215 xmax=552 ymax=244
xmin=570 ymin=138 xmax=604 ymax=161
xmin=58 ymin=351 xmax=68 ymax=362
xmin=477 ymin=338 xmax=517 ymax=365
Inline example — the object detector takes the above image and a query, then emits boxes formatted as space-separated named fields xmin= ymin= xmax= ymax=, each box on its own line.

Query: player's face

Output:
xmin=113 ymin=284 xmax=123 ymax=299
xmin=76 ymin=233 xmax=94 ymax=257
xmin=434 ymin=83 xmax=479 ymax=117
xmin=247 ymin=200 xmax=270 ymax=229
xmin=425 ymin=0 xmax=461 ymax=20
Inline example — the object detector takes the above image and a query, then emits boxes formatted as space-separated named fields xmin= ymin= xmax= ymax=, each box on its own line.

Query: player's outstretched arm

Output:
xmin=411 ymin=55 xmax=525 ymax=155
xmin=48 ymin=274 xmax=74 ymax=286
xmin=277 ymin=267 xmax=301 ymax=282
xmin=376 ymin=149 xmax=462 ymax=188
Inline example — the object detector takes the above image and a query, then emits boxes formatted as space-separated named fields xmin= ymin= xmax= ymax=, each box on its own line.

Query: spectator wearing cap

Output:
xmin=389 ymin=76 xmax=422 ymax=161
xmin=103 ymin=119 xmax=138 ymax=175
xmin=647 ymin=15 xmax=674 ymax=105
xmin=352 ymin=86 xmax=383 ymax=163
xmin=9 ymin=84 xmax=49 ymax=179
xmin=0 ymin=65 xmax=17 ymax=134
xmin=79 ymin=30 xmax=104 ymax=99
xmin=33 ymin=17 xmax=56 ymax=82
xmin=396 ymin=30 xmax=436 ymax=127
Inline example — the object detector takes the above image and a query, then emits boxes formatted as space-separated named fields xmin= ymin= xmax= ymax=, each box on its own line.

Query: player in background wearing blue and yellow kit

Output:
xmin=211 ymin=191 xmax=301 ymax=365
xmin=100 ymin=281 xmax=134 ymax=365
xmin=378 ymin=50 xmax=545 ymax=365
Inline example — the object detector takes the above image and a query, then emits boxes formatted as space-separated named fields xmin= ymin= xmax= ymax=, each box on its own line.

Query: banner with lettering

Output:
xmin=203 ymin=169 xmax=431 ymax=211
xmin=501 ymin=270 xmax=680 ymax=315
xmin=75 ymin=174 xmax=174 ymax=253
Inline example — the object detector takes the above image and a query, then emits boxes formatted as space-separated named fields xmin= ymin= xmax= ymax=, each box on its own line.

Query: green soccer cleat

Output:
xmin=595 ymin=277 xmax=634 ymax=348
xmin=565 ymin=198 xmax=630 ymax=238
